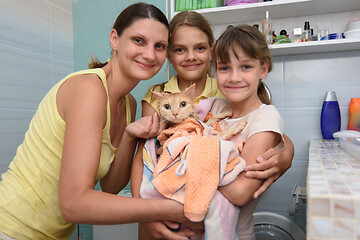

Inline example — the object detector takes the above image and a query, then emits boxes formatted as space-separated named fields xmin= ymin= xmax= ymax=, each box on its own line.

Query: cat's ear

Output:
xmin=151 ymin=90 xmax=164 ymax=100
xmin=185 ymin=84 xmax=196 ymax=99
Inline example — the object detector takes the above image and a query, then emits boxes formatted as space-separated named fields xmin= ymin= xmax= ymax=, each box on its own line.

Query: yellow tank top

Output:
xmin=0 ymin=68 xmax=131 ymax=240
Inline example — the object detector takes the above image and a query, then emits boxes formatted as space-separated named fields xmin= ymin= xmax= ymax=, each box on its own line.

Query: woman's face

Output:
xmin=114 ymin=18 xmax=169 ymax=81
xmin=169 ymin=25 xmax=211 ymax=83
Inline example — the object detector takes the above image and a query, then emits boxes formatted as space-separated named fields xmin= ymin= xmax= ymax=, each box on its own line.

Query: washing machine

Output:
xmin=253 ymin=212 xmax=305 ymax=240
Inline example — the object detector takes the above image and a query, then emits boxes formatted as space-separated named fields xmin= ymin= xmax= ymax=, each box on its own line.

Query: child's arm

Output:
xmin=142 ymin=99 xmax=158 ymax=117
xmin=219 ymin=131 xmax=281 ymax=206
xmin=130 ymin=140 xmax=145 ymax=198
xmin=244 ymin=134 xmax=293 ymax=198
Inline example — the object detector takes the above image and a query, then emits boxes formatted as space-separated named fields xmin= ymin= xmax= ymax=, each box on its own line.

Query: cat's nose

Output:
xmin=173 ymin=113 xmax=178 ymax=117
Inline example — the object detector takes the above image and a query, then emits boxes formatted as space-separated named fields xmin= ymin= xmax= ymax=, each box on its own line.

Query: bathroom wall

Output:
xmin=0 ymin=0 xmax=76 ymax=238
xmin=73 ymin=0 xmax=169 ymax=124
xmin=212 ymin=10 xmax=360 ymax=231
xmin=0 ymin=0 xmax=74 ymax=175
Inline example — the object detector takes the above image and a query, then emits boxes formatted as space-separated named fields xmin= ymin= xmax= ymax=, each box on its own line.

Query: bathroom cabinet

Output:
xmin=170 ymin=0 xmax=360 ymax=56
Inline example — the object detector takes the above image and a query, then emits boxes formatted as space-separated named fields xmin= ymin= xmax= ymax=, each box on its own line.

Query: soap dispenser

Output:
xmin=321 ymin=91 xmax=341 ymax=139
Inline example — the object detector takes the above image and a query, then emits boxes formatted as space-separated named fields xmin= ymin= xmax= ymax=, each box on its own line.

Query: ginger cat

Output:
xmin=152 ymin=84 xmax=246 ymax=140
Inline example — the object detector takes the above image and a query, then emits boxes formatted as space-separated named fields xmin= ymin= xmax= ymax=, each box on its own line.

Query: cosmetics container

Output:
xmin=292 ymin=28 xmax=303 ymax=42
xmin=321 ymin=91 xmax=341 ymax=139
xmin=262 ymin=11 xmax=272 ymax=44
xmin=348 ymin=98 xmax=360 ymax=131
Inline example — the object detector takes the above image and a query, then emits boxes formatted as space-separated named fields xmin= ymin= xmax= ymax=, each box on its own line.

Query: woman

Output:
xmin=0 ymin=3 xmax=198 ymax=240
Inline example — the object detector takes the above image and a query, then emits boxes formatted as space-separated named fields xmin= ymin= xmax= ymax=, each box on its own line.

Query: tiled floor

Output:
xmin=307 ymin=139 xmax=360 ymax=240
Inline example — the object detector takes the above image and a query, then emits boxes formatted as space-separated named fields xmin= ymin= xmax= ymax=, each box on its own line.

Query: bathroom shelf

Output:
xmin=269 ymin=38 xmax=360 ymax=56
xmin=170 ymin=0 xmax=360 ymax=25
xmin=170 ymin=0 xmax=360 ymax=55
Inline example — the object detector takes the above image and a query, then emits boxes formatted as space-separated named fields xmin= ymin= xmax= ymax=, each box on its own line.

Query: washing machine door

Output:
xmin=254 ymin=224 xmax=294 ymax=240
xmin=253 ymin=212 xmax=305 ymax=240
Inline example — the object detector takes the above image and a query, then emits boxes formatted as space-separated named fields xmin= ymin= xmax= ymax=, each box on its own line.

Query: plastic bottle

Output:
xmin=321 ymin=91 xmax=341 ymax=139
xmin=302 ymin=21 xmax=311 ymax=41
xmin=348 ymin=98 xmax=360 ymax=131
xmin=262 ymin=11 xmax=272 ymax=44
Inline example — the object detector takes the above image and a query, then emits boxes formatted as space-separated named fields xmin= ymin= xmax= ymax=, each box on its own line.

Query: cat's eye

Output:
xmin=180 ymin=101 xmax=187 ymax=108
xmin=164 ymin=104 xmax=171 ymax=110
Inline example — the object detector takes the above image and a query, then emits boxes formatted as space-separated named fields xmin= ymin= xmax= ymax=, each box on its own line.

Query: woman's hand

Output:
xmin=125 ymin=113 xmax=166 ymax=139
xmin=244 ymin=135 xmax=294 ymax=198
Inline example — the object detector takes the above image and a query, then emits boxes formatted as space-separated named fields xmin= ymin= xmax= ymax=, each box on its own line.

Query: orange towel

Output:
xmin=152 ymin=118 xmax=246 ymax=222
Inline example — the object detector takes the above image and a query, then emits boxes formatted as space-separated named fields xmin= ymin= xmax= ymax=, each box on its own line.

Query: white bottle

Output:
xmin=262 ymin=11 xmax=272 ymax=44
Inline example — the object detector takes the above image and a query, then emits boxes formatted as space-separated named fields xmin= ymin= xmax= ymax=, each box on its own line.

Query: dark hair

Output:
xmin=212 ymin=24 xmax=273 ymax=104
xmin=89 ymin=3 xmax=169 ymax=69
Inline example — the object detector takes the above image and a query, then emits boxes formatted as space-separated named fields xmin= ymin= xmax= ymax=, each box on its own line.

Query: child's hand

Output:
xmin=244 ymin=147 xmax=291 ymax=198
xmin=125 ymin=113 xmax=166 ymax=139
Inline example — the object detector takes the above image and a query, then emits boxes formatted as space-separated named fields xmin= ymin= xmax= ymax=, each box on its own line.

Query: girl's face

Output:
xmin=169 ymin=25 xmax=211 ymax=83
xmin=216 ymin=46 xmax=268 ymax=106
xmin=112 ymin=18 xmax=168 ymax=81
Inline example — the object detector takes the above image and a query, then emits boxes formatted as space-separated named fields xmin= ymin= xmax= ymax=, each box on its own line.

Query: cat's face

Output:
xmin=153 ymin=84 xmax=196 ymax=124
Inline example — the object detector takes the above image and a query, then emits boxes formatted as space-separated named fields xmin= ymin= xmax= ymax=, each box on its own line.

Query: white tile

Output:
xmin=309 ymin=217 xmax=331 ymax=238
xmin=0 ymin=109 xmax=34 ymax=134
xmin=50 ymin=4 xmax=74 ymax=61
xmin=333 ymin=199 xmax=355 ymax=218
xmin=332 ymin=219 xmax=355 ymax=239
xmin=0 ymin=44 xmax=51 ymax=109
xmin=51 ymin=58 xmax=74 ymax=86
xmin=0 ymin=0 xmax=50 ymax=55
xmin=0 ymin=134 xmax=25 ymax=171
xmin=283 ymin=51 xmax=360 ymax=109
xmin=50 ymin=0 xmax=73 ymax=12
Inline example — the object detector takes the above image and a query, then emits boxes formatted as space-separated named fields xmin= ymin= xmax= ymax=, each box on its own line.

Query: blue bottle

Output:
xmin=321 ymin=91 xmax=341 ymax=139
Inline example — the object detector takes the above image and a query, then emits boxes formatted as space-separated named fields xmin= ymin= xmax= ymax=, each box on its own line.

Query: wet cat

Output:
xmin=151 ymin=84 xmax=198 ymax=126
xmin=152 ymin=84 xmax=246 ymax=140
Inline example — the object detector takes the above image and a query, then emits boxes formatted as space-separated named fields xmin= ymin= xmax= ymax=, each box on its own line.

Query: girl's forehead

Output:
xmin=172 ymin=25 xmax=209 ymax=43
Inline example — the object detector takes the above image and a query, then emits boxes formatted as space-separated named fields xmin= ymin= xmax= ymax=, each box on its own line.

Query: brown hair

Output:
xmin=144 ymin=11 xmax=214 ymax=99
xmin=167 ymin=11 xmax=214 ymax=58
xmin=89 ymin=3 xmax=169 ymax=69
xmin=212 ymin=25 xmax=273 ymax=104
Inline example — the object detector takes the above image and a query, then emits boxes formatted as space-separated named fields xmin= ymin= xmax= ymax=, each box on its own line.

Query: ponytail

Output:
xmin=258 ymin=81 xmax=271 ymax=105
xmin=88 ymin=56 xmax=108 ymax=69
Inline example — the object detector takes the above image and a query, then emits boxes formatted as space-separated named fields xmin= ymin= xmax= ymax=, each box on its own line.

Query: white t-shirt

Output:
xmin=210 ymin=98 xmax=284 ymax=240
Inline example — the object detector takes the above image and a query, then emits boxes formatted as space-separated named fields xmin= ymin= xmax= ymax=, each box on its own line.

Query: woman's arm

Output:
xmin=244 ymin=134 xmax=294 ymax=198
xmin=101 ymin=95 xmax=163 ymax=194
xmin=219 ymin=131 xmax=281 ymax=206
xmin=57 ymin=76 xmax=187 ymax=225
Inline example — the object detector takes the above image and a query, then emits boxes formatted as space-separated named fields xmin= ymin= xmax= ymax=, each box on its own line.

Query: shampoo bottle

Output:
xmin=348 ymin=98 xmax=360 ymax=131
xmin=321 ymin=91 xmax=341 ymax=139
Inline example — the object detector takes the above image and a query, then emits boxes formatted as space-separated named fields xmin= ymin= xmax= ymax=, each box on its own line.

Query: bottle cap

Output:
xmin=324 ymin=91 xmax=338 ymax=101
xmin=280 ymin=29 xmax=287 ymax=36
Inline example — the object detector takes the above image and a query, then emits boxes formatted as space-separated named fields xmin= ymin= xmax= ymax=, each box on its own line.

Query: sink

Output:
xmin=339 ymin=137 xmax=360 ymax=160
